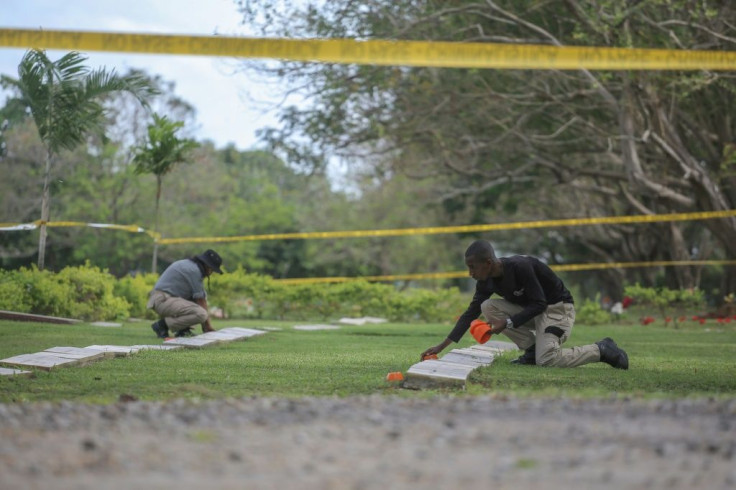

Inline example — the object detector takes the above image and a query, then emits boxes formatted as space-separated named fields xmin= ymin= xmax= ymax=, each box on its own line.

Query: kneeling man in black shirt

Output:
xmin=421 ymin=240 xmax=629 ymax=369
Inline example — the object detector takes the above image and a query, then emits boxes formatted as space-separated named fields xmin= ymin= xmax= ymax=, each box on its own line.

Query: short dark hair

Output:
xmin=465 ymin=240 xmax=497 ymax=263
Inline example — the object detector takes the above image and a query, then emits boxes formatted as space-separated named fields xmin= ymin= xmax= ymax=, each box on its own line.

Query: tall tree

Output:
xmin=237 ymin=0 xmax=736 ymax=296
xmin=2 ymin=49 xmax=155 ymax=269
xmin=133 ymin=113 xmax=199 ymax=272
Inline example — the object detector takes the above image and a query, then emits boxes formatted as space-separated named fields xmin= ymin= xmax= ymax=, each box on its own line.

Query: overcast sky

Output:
xmin=0 ymin=0 xmax=287 ymax=150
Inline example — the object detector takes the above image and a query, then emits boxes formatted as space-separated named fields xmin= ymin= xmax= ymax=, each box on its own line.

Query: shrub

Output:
xmin=624 ymin=283 xmax=706 ymax=327
xmin=6 ymin=266 xmax=71 ymax=317
xmin=209 ymin=269 xmax=466 ymax=323
xmin=0 ymin=264 xmax=130 ymax=321
xmin=55 ymin=263 xmax=130 ymax=320
xmin=0 ymin=268 xmax=32 ymax=312
xmin=575 ymin=294 xmax=612 ymax=326
xmin=114 ymin=272 xmax=158 ymax=319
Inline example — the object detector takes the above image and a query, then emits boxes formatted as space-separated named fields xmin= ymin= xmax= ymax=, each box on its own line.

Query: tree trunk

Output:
xmin=722 ymin=266 xmax=736 ymax=301
xmin=37 ymin=149 xmax=53 ymax=270
xmin=152 ymin=176 xmax=162 ymax=273
xmin=666 ymin=223 xmax=695 ymax=289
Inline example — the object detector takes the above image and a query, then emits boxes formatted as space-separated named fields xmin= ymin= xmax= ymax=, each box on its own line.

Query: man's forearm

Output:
xmin=195 ymin=298 xmax=212 ymax=325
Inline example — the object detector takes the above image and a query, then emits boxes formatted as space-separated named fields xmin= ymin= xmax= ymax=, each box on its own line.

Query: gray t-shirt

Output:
xmin=153 ymin=259 xmax=206 ymax=300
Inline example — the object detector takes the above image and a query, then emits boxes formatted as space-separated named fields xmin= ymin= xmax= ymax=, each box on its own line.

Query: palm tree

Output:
xmin=5 ymin=49 xmax=156 ymax=269
xmin=133 ymin=113 xmax=199 ymax=272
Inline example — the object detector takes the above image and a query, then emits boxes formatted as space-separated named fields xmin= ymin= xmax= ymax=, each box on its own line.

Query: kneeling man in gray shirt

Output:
xmin=147 ymin=249 xmax=223 ymax=338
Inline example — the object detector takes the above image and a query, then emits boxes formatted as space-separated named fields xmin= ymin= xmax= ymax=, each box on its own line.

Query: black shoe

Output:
xmin=151 ymin=320 xmax=169 ymax=338
xmin=511 ymin=345 xmax=536 ymax=365
xmin=596 ymin=337 xmax=629 ymax=370
xmin=174 ymin=327 xmax=194 ymax=338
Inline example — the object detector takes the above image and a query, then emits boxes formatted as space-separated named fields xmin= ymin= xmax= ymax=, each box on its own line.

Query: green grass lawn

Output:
xmin=0 ymin=318 xmax=734 ymax=403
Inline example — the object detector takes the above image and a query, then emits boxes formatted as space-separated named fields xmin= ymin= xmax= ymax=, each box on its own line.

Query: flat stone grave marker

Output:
xmin=203 ymin=327 xmax=266 ymax=340
xmin=404 ymin=359 xmax=477 ymax=389
xmin=337 ymin=318 xmax=366 ymax=325
xmin=0 ymin=367 xmax=33 ymax=377
xmin=440 ymin=348 xmax=495 ymax=368
xmin=220 ymin=327 xmax=268 ymax=337
xmin=338 ymin=316 xmax=388 ymax=325
xmin=470 ymin=341 xmax=519 ymax=354
xmin=163 ymin=337 xmax=221 ymax=348
xmin=0 ymin=310 xmax=80 ymax=324
xmin=43 ymin=347 xmax=106 ymax=364
xmin=196 ymin=331 xmax=249 ymax=342
xmin=131 ymin=344 xmax=183 ymax=351
xmin=89 ymin=321 xmax=122 ymax=327
xmin=293 ymin=324 xmax=340 ymax=331
xmin=85 ymin=345 xmax=139 ymax=357
xmin=0 ymin=352 xmax=85 ymax=371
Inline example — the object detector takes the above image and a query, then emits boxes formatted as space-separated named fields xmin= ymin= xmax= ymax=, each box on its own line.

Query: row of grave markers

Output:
xmin=402 ymin=340 xmax=519 ymax=389
xmin=0 ymin=321 xmax=520 ymax=389
xmin=0 ymin=322 xmax=375 ymax=376
xmin=0 ymin=327 xmax=267 ymax=377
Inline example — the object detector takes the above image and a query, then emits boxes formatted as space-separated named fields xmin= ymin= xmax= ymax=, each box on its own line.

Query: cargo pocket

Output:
xmin=146 ymin=290 xmax=163 ymax=310
xmin=544 ymin=303 xmax=571 ymax=343
xmin=545 ymin=304 xmax=566 ymax=323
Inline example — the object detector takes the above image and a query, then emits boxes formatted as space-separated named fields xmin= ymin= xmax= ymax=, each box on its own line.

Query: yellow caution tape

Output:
xmin=0 ymin=219 xmax=157 ymax=237
xmin=158 ymin=209 xmax=736 ymax=245
xmin=277 ymin=260 xmax=736 ymax=284
xmin=1 ymin=28 xmax=736 ymax=71
xmin=46 ymin=220 xmax=147 ymax=233
xmin=278 ymin=271 xmax=465 ymax=285
xmin=2 ymin=210 xmax=735 ymax=244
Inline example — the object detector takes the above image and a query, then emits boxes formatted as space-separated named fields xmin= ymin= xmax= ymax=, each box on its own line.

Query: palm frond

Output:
xmin=11 ymin=49 xmax=157 ymax=153
xmin=85 ymin=68 xmax=159 ymax=108
xmin=133 ymin=113 xmax=199 ymax=176
xmin=54 ymin=51 xmax=90 ymax=83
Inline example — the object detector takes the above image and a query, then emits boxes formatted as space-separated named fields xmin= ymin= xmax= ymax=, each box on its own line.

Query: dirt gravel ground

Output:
xmin=1 ymin=395 xmax=734 ymax=490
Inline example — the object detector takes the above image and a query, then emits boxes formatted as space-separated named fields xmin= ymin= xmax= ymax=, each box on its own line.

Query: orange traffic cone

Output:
xmin=469 ymin=319 xmax=492 ymax=344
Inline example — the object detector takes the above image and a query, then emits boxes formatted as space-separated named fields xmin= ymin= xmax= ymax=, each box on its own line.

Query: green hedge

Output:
xmin=1 ymin=265 xmax=712 ymax=325
xmin=207 ymin=268 xmax=466 ymax=322
xmin=0 ymin=264 xmax=466 ymax=323
xmin=0 ymin=263 xmax=705 ymax=325
xmin=114 ymin=272 xmax=158 ymax=319
xmin=0 ymin=263 xmax=129 ymax=321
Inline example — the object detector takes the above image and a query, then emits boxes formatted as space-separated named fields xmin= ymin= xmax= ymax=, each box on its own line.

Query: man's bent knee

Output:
xmin=536 ymin=349 xmax=559 ymax=367
xmin=536 ymin=328 xmax=565 ymax=367
xmin=194 ymin=309 xmax=209 ymax=324
xmin=481 ymin=298 xmax=511 ymax=321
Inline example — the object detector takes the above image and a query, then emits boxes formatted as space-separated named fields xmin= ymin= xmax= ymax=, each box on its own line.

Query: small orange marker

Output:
xmin=422 ymin=354 xmax=438 ymax=361
xmin=386 ymin=372 xmax=404 ymax=382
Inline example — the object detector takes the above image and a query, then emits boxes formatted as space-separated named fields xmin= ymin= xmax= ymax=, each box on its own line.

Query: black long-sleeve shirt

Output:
xmin=448 ymin=255 xmax=574 ymax=343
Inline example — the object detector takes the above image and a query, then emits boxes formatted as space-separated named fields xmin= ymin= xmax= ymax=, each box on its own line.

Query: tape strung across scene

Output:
xmin=276 ymin=260 xmax=736 ymax=285
xmin=1 ymin=28 xmax=736 ymax=71
xmin=0 ymin=220 xmax=159 ymax=239
xmin=2 ymin=215 xmax=733 ymax=283
xmin=158 ymin=209 xmax=736 ymax=244
xmin=2 ymin=209 xmax=735 ymax=243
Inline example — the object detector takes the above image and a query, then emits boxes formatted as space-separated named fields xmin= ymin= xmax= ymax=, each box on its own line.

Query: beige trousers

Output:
xmin=147 ymin=290 xmax=208 ymax=333
xmin=481 ymin=298 xmax=600 ymax=368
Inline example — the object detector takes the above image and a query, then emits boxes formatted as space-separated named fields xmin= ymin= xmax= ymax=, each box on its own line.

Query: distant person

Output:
xmin=147 ymin=249 xmax=223 ymax=338
xmin=421 ymin=240 xmax=629 ymax=369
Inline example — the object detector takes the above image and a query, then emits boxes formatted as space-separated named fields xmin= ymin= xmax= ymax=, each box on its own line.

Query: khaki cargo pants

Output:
xmin=147 ymin=290 xmax=208 ymax=333
xmin=481 ymin=298 xmax=600 ymax=368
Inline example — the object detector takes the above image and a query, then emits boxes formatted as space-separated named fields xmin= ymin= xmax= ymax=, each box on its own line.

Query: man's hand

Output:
xmin=488 ymin=317 xmax=508 ymax=335
xmin=420 ymin=338 xmax=452 ymax=361
xmin=195 ymin=297 xmax=216 ymax=332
